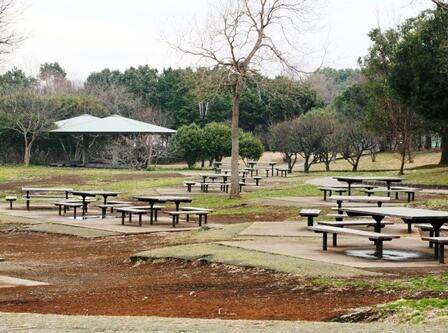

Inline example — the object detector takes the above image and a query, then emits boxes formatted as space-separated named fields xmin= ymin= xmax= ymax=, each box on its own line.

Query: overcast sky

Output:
xmin=3 ymin=0 xmax=435 ymax=82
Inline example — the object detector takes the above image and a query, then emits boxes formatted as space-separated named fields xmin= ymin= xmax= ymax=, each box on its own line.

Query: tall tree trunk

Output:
xmin=229 ymin=80 xmax=242 ymax=199
xmin=439 ymin=130 xmax=448 ymax=165
xmin=398 ymin=153 xmax=405 ymax=175
xmin=23 ymin=135 xmax=32 ymax=167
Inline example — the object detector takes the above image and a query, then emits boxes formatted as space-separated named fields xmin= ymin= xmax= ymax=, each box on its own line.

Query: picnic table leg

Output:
xmin=306 ymin=216 xmax=314 ymax=227
xmin=374 ymin=240 xmax=383 ymax=259
xmin=149 ymin=202 xmax=155 ymax=224
xmin=433 ymin=225 xmax=442 ymax=260
xmin=322 ymin=232 xmax=328 ymax=251
xmin=439 ymin=244 xmax=445 ymax=264
xmin=336 ymin=200 xmax=342 ymax=213
xmin=73 ymin=206 xmax=78 ymax=219
xmin=403 ymin=218 xmax=413 ymax=234
xmin=26 ymin=191 xmax=30 ymax=210
xmin=121 ymin=211 xmax=126 ymax=225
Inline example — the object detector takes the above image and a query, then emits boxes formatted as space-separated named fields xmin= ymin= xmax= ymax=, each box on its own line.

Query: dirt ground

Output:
xmin=1 ymin=170 xmax=448 ymax=323
xmin=1 ymin=220 xmax=448 ymax=323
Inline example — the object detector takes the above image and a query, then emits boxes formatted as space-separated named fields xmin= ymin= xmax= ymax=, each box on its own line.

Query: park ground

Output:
xmin=1 ymin=152 xmax=448 ymax=332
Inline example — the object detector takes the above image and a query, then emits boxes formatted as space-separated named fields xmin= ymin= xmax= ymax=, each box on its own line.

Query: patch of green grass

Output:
xmin=377 ymin=298 xmax=448 ymax=324
xmin=378 ymin=273 xmax=448 ymax=292
xmin=313 ymin=273 xmax=448 ymax=294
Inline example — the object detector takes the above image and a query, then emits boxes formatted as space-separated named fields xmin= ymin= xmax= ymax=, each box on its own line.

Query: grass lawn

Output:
xmin=0 ymin=149 xmax=447 ymax=215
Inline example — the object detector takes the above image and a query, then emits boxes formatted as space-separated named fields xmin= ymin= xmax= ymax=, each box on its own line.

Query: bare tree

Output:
xmin=172 ymin=0 xmax=321 ymax=198
xmin=0 ymin=0 xmax=24 ymax=59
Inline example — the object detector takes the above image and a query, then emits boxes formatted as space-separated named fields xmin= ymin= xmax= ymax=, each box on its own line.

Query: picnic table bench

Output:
xmin=275 ymin=167 xmax=290 ymax=177
xmin=164 ymin=210 xmax=211 ymax=227
xmin=421 ymin=237 xmax=448 ymax=263
xmin=318 ymin=220 xmax=394 ymax=233
xmin=201 ymin=181 xmax=245 ymax=193
xmin=96 ymin=201 xmax=132 ymax=218
xmin=22 ymin=187 xmax=73 ymax=210
xmin=318 ymin=185 xmax=377 ymax=200
xmin=115 ymin=205 xmax=165 ymax=226
xmin=364 ymin=186 xmax=421 ymax=202
xmin=318 ymin=187 xmax=348 ymax=201
xmin=308 ymin=225 xmax=400 ymax=259
xmin=5 ymin=196 xmax=17 ymax=209
xmin=414 ymin=224 xmax=448 ymax=248
xmin=241 ymin=175 xmax=263 ymax=186
xmin=329 ymin=195 xmax=390 ymax=214
xmin=179 ymin=206 xmax=214 ymax=222
xmin=53 ymin=201 xmax=84 ymax=219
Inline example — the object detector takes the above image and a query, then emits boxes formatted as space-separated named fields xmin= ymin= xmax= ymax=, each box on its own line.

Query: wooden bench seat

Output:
xmin=164 ymin=210 xmax=211 ymax=227
xmin=5 ymin=196 xmax=17 ymax=209
xmin=421 ymin=237 xmax=448 ymax=263
xmin=299 ymin=208 xmax=322 ymax=226
xmin=308 ymin=225 xmax=400 ymax=259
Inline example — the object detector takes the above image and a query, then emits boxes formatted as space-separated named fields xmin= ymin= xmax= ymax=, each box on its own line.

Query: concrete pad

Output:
xmin=0 ymin=206 xmax=203 ymax=235
xmin=239 ymin=221 xmax=310 ymax=237
xmin=228 ymin=221 xmax=440 ymax=268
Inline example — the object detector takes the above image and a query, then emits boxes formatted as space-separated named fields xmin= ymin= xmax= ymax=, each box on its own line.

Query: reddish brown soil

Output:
xmin=1 ymin=226 xmax=447 ymax=322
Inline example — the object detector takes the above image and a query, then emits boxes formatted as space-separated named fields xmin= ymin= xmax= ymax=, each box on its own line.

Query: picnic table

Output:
xmin=134 ymin=195 xmax=193 ymax=223
xmin=246 ymin=161 xmax=277 ymax=176
xmin=198 ymin=173 xmax=230 ymax=184
xmin=333 ymin=176 xmax=403 ymax=195
xmin=342 ymin=206 xmax=448 ymax=260
xmin=70 ymin=190 xmax=120 ymax=218
xmin=22 ymin=187 xmax=73 ymax=210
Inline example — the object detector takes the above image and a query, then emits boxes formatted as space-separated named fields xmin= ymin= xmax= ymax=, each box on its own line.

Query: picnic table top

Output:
xmin=134 ymin=195 xmax=192 ymax=202
xmin=70 ymin=190 xmax=120 ymax=196
xmin=328 ymin=195 xmax=391 ymax=203
xmin=342 ymin=206 xmax=448 ymax=220
xmin=22 ymin=187 xmax=73 ymax=192
xmin=333 ymin=176 xmax=403 ymax=182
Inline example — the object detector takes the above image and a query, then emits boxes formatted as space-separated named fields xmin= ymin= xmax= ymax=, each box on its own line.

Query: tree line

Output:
xmin=0 ymin=2 xmax=446 ymax=175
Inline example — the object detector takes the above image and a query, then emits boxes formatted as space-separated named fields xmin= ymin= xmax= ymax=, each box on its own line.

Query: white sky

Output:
xmin=3 ymin=0 xmax=435 ymax=82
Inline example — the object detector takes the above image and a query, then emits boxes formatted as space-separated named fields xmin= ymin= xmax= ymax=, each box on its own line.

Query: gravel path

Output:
xmin=1 ymin=312 xmax=446 ymax=333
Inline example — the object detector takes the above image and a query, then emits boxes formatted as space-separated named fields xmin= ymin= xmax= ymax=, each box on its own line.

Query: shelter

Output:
xmin=50 ymin=114 xmax=176 ymax=166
